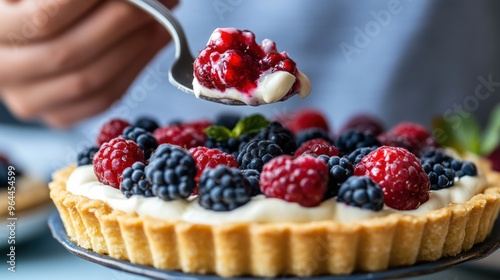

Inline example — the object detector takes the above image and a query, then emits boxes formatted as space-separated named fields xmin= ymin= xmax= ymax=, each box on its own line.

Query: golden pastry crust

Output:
xmin=49 ymin=165 xmax=500 ymax=278
xmin=0 ymin=176 xmax=50 ymax=217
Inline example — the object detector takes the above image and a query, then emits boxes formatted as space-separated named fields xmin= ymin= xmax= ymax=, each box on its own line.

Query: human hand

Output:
xmin=0 ymin=0 xmax=178 ymax=127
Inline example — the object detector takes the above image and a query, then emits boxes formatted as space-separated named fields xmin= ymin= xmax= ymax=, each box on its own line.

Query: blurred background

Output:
xmin=1 ymin=0 xmax=500 ymax=279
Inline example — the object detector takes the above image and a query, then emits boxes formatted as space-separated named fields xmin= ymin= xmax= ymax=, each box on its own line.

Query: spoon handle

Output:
xmin=126 ymin=0 xmax=190 ymax=59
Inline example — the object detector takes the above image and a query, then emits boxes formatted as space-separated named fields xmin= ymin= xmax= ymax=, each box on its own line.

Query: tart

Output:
xmin=49 ymin=113 xmax=500 ymax=278
xmin=0 ymin=154 xmax=49 ymax=218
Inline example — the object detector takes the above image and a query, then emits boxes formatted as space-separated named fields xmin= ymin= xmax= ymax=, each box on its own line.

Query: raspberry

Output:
xmin=377 ymin=133 xmax=421 ymax=156
xmin=198 ymin=165 xmax=252 ymax=211
xmin=145 ymin=144 xmax=196 ymax=200
xmin=153 ymin=125 xmax=206 ymax=149
xmin=389 ymin=122 xmax=439 ymax=152
xmin=76 ymin=146 xmax=99 ymax=166
xmin=96 ymin=118 xmax=130 ymax=146
xmin=120 ymin=162 xmax=153 ymax=198
xmin=194 ymin=28 xmax=299 ymax=97
xmin=295 ymin=128 xmax=333 ymax=147
xmin=295 ymin=139 xmax=339 ymax=157
xmin=390 ymin=122 xmax=430 ymax=143
xmin=354 ymin=146 xmax=430 ymax=210
xmin=287 ymin=108 xmax=330 ymax=134
xmin=122 ymin=126 xmax=158 ymax=160
xmin=337 ymin=176 xmax=384 ymax=211
xmin=237 ymin=139 xmax=284 ymax=172
xmin=488 ymin=147 xmax=500 ymax=171
xmin=254 ymin=121 xmax=296 ymax=155
xmin=339 ymin=114 xmax=384 ymax=137
xmin=260 ymin=155 xmax=328 ymax=207
xmin=180 ymin=120 xmax=212 ymax=135
xmin=133 ymin=116 xmax=159 ymax=133
xmin=189 ymin=147 xmax=238 ymax=193
xmin=93 ymin=138 xmax=144 ymax=188
xmin=318 ymin=155 xmax=354 ymax=199
xmin=334 ymin=130 xmax=381 ymax=156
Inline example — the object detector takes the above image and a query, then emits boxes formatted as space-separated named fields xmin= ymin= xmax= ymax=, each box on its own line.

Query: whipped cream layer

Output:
xmin=66 ymin=164 xmax=487 ymax=225
xmin=193 ymin=70 xmax=311 ymax=106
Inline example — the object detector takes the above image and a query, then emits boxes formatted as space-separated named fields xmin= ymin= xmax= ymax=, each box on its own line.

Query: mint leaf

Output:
xmin=454 ymin=114 xmax=482 ymax=154
xmin=204 ymin=126 xmax=233 ymax=142
xmin=432 ymin=113 xmax=482 ymax=154
xmin=481 ymin=104 xmax=500 ymax=155
xmin=432 ymin=116 xmax=465 ymax=154
xmin=232 ymin=114 xmax=269 ymax=138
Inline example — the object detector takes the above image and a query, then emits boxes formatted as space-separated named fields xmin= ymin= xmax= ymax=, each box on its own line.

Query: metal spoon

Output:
xmin=126 ymin=0 xmax=245 ymax=105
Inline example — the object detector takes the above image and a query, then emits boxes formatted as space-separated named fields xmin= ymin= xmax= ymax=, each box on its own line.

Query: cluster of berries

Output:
xmin=193 ymin=28 xmax=299 ymax=96
xmin=78 ymin=108 xmax=479 ymax=212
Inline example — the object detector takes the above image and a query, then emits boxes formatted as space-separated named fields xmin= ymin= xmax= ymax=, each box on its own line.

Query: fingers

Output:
xmin=0 ymin=0 xmax=103 ymax=42
xmin=1 ymin=22 xmax=169 ymax=121
xmin=0 ymin=0 xmax=157 ymax=85
xmin=40 ymin=24 xmax=170 ymax=128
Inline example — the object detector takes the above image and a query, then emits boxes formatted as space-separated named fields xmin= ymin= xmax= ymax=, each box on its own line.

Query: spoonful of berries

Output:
xmin=126 ymin=0 xmax=311 ymax=106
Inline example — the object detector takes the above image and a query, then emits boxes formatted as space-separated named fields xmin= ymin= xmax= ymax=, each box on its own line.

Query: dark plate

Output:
xmin=48 ymin=212 xmax=500 ymax=280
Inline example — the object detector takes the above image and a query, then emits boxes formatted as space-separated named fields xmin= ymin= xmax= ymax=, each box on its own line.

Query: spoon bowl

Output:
xmin=126 ymin=0 xmax=245 ymax=105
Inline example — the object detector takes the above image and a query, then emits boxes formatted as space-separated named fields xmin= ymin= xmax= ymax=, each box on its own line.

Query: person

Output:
xmin=1 ymin=0 xmax=499 ymax=164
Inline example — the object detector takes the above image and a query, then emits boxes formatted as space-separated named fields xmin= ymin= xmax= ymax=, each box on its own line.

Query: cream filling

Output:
xmin=66 ymin=164 xmax=487 ymax=225
xmin=192 ymin=70 xmax=312 ymax=106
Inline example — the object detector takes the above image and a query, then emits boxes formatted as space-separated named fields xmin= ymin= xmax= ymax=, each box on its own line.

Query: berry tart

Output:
xmin=49 ymin=112 xmax=500 ymax=278
xmin=193 ymin=28 xmax=312 ymax=105
xmin=0 ymin=153 xmax=49 ymax=218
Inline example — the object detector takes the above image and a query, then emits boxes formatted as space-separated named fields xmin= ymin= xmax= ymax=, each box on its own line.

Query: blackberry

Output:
xmin=122 ymin=126 xmax=158 ymax=159
xmin=318 ymin=155 xmax=354 ymax=199
xmin=120 ymin=162 xmax=153 ymax=198
xmin=421 ymin=162 xmax=455 ymax=190
xmin=347 ymin=146 xmax=378 ymax=166
xmin=452 ymin=160 xmax=478 ymax=178
xmin=337 ymin=176 xmax=384 ymax=211
xmin=242 ymin=169 xmax=261 ymax=196
xmin=214 ymin=112 xmax=241 ymax=129
xmin=254 ymin=122 xmax=296 ymax=155
xmin=145 ymin=144 xmax=196 ymax=201
xmin=206 ymin=134 xmax=254 ymax=158
xmin=237 ymin=140 xmax=284 ymax=172
xmin=133 ymin=116 xmax=159 ymax=133
xmin=334 ymin=130 xmax=381 ymax=156
xmin=76 ymin=146 xmax=99 ymax=166
xmin=198 ymin=165 xmax=252 ymax=211
xmin=420 ymin=149 xmax=478 ymax=190
xmin=295 ymin=128 xmax=333 ymax=147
